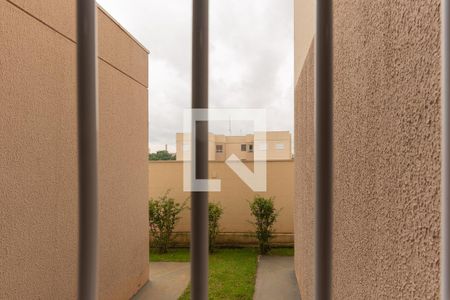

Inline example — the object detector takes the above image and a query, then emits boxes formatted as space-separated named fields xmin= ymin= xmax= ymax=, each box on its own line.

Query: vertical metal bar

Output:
xmin=442 ymin=1 xmax=450 ymax=299
xmin=315 ymin=0 xmax=333 ymax=299
xmin=77 ymin=1 xmax=99 ymax=299
xmin=191 ymin=0 xmax=209 ymax=299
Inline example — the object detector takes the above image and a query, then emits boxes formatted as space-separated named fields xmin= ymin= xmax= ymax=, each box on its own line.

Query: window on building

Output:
xmin=241 ymin=144 xmax=246 ymax=151
xmin=216 ymin=144 xmax=223 ymax=153
xmin=275 ymin=143 xmax=285 ymax=150
xmin=248 ymin=144 xmax=253 ymax=152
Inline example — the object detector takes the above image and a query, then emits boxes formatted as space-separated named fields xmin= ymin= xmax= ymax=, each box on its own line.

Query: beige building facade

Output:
xmin=294 ymin=0 xmax=440 ymax=299
xmin=1 ymin=1 xmax=149 ymax=299
xmin=176 ymin=131 xmax=292 ymax=161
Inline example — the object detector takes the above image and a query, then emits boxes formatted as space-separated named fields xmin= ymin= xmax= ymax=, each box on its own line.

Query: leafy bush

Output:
xmin=249 ymin=196 xmax=279 ymax=254
xmin=208 ymin=202 xmax=224 ymax=253
xmin=149 ymin=191 xmax=186 ymax=253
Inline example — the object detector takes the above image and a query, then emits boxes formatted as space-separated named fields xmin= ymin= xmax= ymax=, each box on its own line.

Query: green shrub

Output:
xmin=249 ymin=196 xmax=279 ymax=254
xmin=149 ymin=191 xmax=186 ymax=253
xmin=208 ymin=202 xmax=224 ymax=253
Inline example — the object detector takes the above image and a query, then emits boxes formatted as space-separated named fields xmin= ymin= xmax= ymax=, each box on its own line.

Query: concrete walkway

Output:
xmin=253 ymin=256 xmax=301 ymax=300
xmin=132 ymin=262 xmax=190 ymax=300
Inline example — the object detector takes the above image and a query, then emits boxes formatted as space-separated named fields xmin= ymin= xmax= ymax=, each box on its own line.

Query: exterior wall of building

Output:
xmin=176 ymin=131 xmax=292 ymax=161
xmin=0 ymin=1 xmax=149 ymax=299
xmin=294 ymin=1 xmax=441 ymax=299
xmin=294 ymin=0 xmax=314 ymax=81
xmin=219 ymin=135 xmax=253 ymax=161
xmin=294 ymin=43 xmax=315 ymax=300
xmin=262 ymin=131 xmax=292 ymax=160
xmin=176 ymin=132 xmax=220 ymax=161
xmin=148 ymin=160 xmax=294 ymax=245
xmin=176 ymin=132 xmax=186 ymax=161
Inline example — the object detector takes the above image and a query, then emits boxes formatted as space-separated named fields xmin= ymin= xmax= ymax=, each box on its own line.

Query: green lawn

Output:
xmin=269 ymin=247 xmax=295 ymax=256
xmin=149 ymin=247 xmax=294 ymax=300
xmin=150 ymin=248 xmax=190 ymax=262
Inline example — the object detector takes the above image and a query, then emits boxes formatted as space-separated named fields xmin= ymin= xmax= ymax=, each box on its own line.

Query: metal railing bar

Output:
xmin=191 ymin=0 xmax=209 ymax=299
xmin=76 ymin=0 xmax=99 ymax=299
xmin=315 ymin=0 xmax=333 ymax=299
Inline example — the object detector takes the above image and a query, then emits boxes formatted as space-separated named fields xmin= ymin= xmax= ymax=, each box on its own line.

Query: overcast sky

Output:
xmin=97 ymin=0 xmax=293 ymax=153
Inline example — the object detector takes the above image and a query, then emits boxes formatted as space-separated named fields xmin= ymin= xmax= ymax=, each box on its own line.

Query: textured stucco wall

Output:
xmin=294 ymin=0 xmax=315 ymax=81
xmin=148 ymin=161 xmax=294 ymax=245
xmin=0 ymin=1 xmax=149 ymax=299
xmin=294 ymin=42 xmax=315 ymax=300
xmin=294 ymin=1 xmax=441 ymax=299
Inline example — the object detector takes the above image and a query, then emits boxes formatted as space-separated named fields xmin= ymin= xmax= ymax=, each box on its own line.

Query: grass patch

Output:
xmin=178 ymin=248 xmax=258 ymax=300
xmin=149 ymin=248 xmax=190 ymax=262
xmin=270 ymin=247 xmax=294 ymax=256
xmin=150 ymin=247 xmax=294 ymax=299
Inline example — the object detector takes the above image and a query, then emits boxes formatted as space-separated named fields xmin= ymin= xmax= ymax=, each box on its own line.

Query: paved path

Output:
xmin=253 ymin=256 xmax=301 ymax=300
xmin=132 ymin=262 xmax=190 ymax=300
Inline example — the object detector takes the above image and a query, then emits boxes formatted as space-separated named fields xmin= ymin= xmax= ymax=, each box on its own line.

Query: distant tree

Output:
xmin=149 ymin=150 xmax=176 ymax=161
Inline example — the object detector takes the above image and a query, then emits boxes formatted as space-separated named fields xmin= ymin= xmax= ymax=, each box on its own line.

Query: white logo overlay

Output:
xmin=183 ymin=109 xmax=267 ymax=192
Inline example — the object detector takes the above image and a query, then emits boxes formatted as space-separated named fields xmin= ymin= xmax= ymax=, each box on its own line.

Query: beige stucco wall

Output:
xmin=0 ymin=1 xmax=149 ymax=299
xmin=294 ymin=1 xmax=440 ymax=299
xmin=148 ymin=160 xmax=294 ymax=245
xmin=294 ymin=0 xmax=315 ymax=81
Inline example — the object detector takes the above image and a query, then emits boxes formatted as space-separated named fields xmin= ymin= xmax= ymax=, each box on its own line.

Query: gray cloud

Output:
xmin=97 ymin=0 xmax=293 ymax=153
